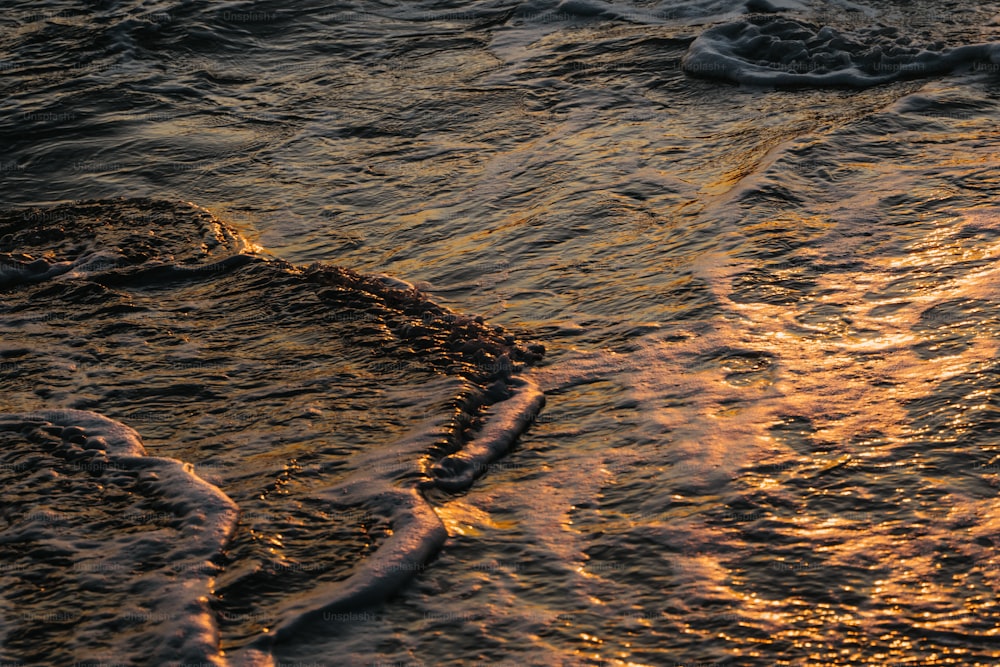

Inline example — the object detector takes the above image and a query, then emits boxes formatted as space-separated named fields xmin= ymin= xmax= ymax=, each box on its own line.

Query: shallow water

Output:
xmin=5 ymin=0 xmax=1000 ymax=665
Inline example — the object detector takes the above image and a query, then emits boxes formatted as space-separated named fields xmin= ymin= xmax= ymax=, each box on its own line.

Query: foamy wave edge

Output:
xmin=0 ymin=409 xmax=239 ymax=666
xmin=682 ymin=17 xmax=1000 ymax=87
xmin=1 ymin=199 xmax=549 ymax=665
xmin=235 ymin=378 xmax=544 ymax=663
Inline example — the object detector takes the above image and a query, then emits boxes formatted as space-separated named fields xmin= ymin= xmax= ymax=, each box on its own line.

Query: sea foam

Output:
xmin=0 ymin=409 xmax=238 ymax=666
xmin=683 ymin=16 xmax=1000 ymax=87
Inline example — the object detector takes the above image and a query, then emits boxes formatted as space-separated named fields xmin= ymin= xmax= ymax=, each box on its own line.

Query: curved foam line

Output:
xmin=4 ymin=410 xmax=238 ymax=531
xmin=237 ymin=418 xmax=455 ymax=655
xmin=0 ymin=410 xmax=239 ymax=665
xmin=0 ymin=409 xmax=145 ymax=454
xmin=432 ymin=377 xmax=546 ymax=492
xmin=247 ymin=487 xmax=446 ymax=652
xmin=244 ymin=378 xmax=546 ymax=656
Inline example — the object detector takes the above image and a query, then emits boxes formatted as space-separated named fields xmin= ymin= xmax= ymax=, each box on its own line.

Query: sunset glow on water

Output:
xmin=4 ymin=0 xmax=1000 ymax=665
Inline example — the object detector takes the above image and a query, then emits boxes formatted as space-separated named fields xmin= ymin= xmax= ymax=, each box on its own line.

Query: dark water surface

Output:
xmin=4 ymin=1 xmax=1000 ymax=665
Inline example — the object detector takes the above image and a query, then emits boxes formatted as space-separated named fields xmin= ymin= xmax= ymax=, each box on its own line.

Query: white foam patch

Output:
xmin=683 ymin=17 xmax=1000 ymax=87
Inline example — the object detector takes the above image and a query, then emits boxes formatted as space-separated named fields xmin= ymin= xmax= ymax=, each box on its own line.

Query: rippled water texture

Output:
xmin=5 ymin=0 xmax=1000 ymax=665
xmin=0 ymin=201 xmax=543 ymax=665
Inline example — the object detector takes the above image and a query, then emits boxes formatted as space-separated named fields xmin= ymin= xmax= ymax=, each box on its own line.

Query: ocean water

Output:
xmin=4 ymin=0 xmax=1000 ymax=665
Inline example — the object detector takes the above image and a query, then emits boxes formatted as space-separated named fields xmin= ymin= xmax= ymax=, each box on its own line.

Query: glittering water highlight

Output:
xmin=5 ymin=1 xmax=1000 ymax=665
